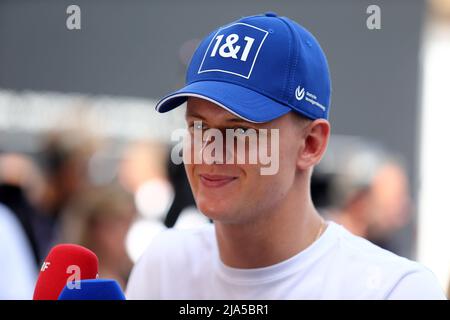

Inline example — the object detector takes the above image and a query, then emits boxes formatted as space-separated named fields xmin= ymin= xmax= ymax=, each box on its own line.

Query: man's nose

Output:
xmin=200 ymin=131 xmax=233 ymax=164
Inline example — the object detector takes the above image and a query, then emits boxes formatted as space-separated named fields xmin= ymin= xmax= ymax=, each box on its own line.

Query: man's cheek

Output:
xmin=183 ymin=164 xmax=196 ymax=188
xmin=182 ymin=134 xmax=195 ymax=165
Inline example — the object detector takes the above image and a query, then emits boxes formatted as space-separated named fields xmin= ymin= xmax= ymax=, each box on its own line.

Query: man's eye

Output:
xmin=189 ymin=122 xmax=204 ymax=131
xmin=234 ymin=127 xmax=251 ymax=135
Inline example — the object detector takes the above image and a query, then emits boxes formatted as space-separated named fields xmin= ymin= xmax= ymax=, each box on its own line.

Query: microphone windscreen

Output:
xmin=33 ymin=244 xmax=98 ymax=300
xmin=58 ymin=279 xmax=126 ymax=300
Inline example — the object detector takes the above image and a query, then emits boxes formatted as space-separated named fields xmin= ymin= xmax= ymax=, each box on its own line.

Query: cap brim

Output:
xmin=155 ymin=80 xmax=291 ymax=123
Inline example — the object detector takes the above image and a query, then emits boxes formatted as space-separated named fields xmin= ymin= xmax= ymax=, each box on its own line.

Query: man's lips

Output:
xmin=199 ymin=174 xmax=238 ymax=188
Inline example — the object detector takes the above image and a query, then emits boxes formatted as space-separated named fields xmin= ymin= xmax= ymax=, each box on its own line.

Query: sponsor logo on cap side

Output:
xmin=295 ymin=86 xmax=305 ymax=101
xmin=295 ymin=85 xmax=326 ymax=111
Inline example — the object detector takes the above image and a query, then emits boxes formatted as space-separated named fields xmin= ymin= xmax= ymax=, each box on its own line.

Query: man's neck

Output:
xmin=214 ymin=180 xmax=324 ymax=269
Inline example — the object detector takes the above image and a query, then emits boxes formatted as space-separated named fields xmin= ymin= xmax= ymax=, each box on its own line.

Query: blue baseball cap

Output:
xmin=156 ymin=12 xmax=331 ymax=123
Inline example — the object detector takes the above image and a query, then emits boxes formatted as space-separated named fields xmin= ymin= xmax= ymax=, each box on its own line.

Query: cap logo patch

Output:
xmin=198 ymin=23 xmax=269 ymax=79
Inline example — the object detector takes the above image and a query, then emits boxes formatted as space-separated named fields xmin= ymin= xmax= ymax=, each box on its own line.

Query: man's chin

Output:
xmin=198 ymin=205 xmax=229 ymax=220
xmin=198 ymin=203 xmax=255 ymax=225
xmin=197 ymin=201 xmax=236 ymax=222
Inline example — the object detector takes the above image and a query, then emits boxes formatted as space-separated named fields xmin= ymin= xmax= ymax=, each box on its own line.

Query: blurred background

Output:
xmin=0 ymin=0 xmax=449 ymax=299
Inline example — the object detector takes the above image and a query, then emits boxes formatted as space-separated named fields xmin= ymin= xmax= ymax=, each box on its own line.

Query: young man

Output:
xmin=126 ymin=13 xmax=445 ymax=299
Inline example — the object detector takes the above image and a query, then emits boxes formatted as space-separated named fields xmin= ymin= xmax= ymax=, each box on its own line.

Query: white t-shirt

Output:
xmin=126 ymin=221 xmax=445 ymax=299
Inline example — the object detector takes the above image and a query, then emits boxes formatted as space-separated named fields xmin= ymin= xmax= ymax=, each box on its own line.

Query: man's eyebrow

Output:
xmin=224 ymin=118 xmax=251 ymax=124
xmin=185 ymin=111 xmax=205 ymax=120
xmin=185 ymin=112 xmax=249 ymax=125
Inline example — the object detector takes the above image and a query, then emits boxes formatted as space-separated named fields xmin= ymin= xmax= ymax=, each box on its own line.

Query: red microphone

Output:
xmin=33 ymin=244 xmax=99 ymax=300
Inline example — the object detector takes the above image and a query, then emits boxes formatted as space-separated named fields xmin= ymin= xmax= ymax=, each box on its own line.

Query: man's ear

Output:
xmin=297 ymin=119 xmax=330 ymax=170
